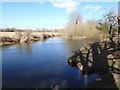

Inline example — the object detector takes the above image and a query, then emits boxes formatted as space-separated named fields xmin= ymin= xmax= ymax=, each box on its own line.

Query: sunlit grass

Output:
xmin=64 ymin=20 xmax=99 ymax=39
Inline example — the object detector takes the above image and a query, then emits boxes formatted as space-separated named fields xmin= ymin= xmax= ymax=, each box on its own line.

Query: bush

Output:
xmin=64 ymin=12 xmax=99 ymax=39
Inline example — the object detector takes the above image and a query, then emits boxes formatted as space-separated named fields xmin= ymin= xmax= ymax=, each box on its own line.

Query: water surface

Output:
xmin=2 ymin=38 xmax=100 ymax=88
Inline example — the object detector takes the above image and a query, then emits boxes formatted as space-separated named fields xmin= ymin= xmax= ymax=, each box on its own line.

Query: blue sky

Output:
xmin=2 ymin=1 xmax=118 ymax=30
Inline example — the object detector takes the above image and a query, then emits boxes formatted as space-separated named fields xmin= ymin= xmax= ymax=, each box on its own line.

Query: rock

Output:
xmin=107 ymin=54 xmax=114 ymax=58
xmin=77 ymin=63 xmax=83 ymax=71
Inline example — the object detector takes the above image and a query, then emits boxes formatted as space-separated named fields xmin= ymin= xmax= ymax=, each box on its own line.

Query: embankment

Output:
xmin=0 ymin=32 xmax=63 ymax=46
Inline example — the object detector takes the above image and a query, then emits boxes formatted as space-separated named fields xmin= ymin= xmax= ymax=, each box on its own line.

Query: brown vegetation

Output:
xmin=0 ymin=31 xmax=63 ymax=46
xmin=64 ymin=10 xmax=119 ymax=43
xmin=64 ymin=12 xmax=99 ymax=39
xmin=0 ymin=28 xmax=63 ymax=33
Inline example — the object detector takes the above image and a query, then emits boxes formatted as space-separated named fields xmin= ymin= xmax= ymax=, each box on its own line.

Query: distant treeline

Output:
xmin=0 ymin=28 xmax=64 ymax=32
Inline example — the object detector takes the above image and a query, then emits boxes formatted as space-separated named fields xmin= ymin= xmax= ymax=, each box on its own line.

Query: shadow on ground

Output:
xmin=68 ymin=41 xmax=120 ymax=89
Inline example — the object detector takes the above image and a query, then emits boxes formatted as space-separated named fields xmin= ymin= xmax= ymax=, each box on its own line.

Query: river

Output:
xmin=2 ymin=37 xmax=100 ymax=88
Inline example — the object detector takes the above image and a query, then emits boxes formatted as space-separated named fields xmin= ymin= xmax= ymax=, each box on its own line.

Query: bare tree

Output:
xmin=97 ymin=10 xmax=118 ymax=43
xmin=64 ymin=12 xmax=83 ymax=38
xmin=69 ymin=12 xmax=82 ymax=25
xmin=64 ymin=12 xmax=98 ymax=39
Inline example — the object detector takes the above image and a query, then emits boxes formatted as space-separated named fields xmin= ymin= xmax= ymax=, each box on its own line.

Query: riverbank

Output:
xmin=0 ymin=32 xmax=100 ymax=46
xmin=0 ymin=32 xmax=63 ymax=46
xmin=68 ymin=41 xmax=120 ymax=89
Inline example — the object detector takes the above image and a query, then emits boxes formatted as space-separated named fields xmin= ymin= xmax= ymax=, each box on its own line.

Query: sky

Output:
xmin=1 ymin=0 xmax=119 ymax=30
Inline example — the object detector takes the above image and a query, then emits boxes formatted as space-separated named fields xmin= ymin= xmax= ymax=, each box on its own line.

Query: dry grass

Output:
xmin=64 ymin=20 xmax=99 ymax=39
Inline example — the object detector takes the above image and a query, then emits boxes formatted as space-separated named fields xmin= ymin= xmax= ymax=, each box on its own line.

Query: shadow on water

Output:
xmin=68 ymin=41 xmax=120 ymax=89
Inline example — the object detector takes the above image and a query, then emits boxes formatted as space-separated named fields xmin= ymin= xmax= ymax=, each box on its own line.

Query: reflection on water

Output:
xmin=16 ymin=43 xmax=32 ymax=54
xmin=2 ymin=38 xmax=100 ymax=88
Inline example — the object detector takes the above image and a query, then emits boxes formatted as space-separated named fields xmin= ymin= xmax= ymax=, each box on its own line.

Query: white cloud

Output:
xmin=99 ymin=10 xmax=105 ymax=14
xmin=84 ymin=4 xmax=102 ymax=15
xmin=53 ymin=1 xmax=80 ymax=14
xmin=38 ymin=0 xmax=80 ymax=14
xmin=84 ymin=4 xmax=102 ymax=11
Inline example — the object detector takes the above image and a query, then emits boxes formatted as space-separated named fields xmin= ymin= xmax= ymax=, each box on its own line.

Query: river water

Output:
xmin=2 ymin=38 xmax=100 ymax=88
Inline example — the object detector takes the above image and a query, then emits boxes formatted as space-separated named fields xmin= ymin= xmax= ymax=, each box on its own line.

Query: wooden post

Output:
xmin=117 ymin=16 xmax=120 ymax=84
xmin=117 ymin=16 xmax=120 ymax=46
